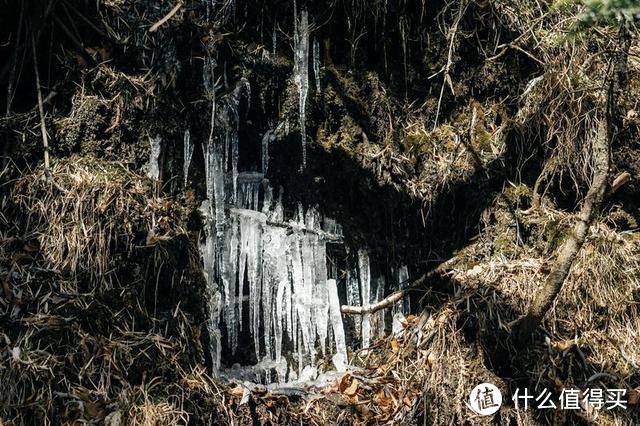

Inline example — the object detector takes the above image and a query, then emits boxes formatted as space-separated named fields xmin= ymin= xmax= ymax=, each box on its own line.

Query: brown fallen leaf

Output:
xmin=550 ymin=340 xmax=575 ymax=352
xmin=338 ymin=373 xmax=352 ymax=392
xmin=391 ymin=338 xmax=400 ymax=353
xmin=343 ymin=379 xmax=359 ymax=396
xmin=230 ymin=384 xmax=244 ymax=398
xmin=375 ymin=389 xmax=391 ymax=407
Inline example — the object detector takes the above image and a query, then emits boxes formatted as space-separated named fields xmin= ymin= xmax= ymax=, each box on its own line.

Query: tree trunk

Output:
xmin=511 ymin=26 xmax=631 ymax=345
xmin=511 ymin=120 xmax=610 ymax=345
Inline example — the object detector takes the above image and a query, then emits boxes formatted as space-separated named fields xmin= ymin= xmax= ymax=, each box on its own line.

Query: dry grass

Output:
xmin=0 ymin=160 xmax=219 ymax=425
xmin=12 ymin=157 xmax=150 ymax=289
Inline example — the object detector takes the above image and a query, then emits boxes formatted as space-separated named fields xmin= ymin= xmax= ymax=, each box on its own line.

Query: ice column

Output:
xmin=372 ymin=276 xmax=386 ymax=338
xmin=346 ymin=267 xmax=361 ymax=337
xmin=222 ymin=214 xmax=239 ymax=352
xmin=327 ymin=279 xmax=347 ymax=371
xmin=200 ymin=201 xmax=221 ymax=374
xmin=263 ymin=225 xmax=288 ymax=361
xmin=358 ymin=249 xmax=371 ymax=349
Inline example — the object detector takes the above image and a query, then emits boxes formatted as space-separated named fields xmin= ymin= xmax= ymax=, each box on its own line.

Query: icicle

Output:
xmin=231 ymin=131 xmax=239 ymax=203
xmin=326 ymin=279 xmax=347 ymax=372
xmin=262 ymin=182 xmax=273 ymax=214
xmin=261 ymin=130 xmax=272 ymax=174
xmin=272 ymin=25 xmax=277 ymax=57
xmin=237 ymin=173 xmax=263 ymax=210
xmin=236 ymin=209 xmax=266 ymax=360
xmin=202 ymin=55 xmax=225 ymax=234
xmin=297 ymin=202 xmax=305 ymax=224
xmin=293 ymin=8 xmax=309 ymax=168
xmin=237 ymin=218 xmax=247 ymax=333
xmin=312 ymin=236 xmax=329 ymax=355
xmin=398 ymin=264 xmax=410 ymax=315
xmin=209 ymin=291 xmax=222 ymax=374
xmin=222 ymin=78 xmax=249 ymax=204
xmin=346 ymin=267 xmax=361 ymax=337
xmin=372 ymin=276 xmax=386 ymax=339
xmin=199 ymin=199 xmax=221 ymax=375
xmin=290 ymin=231 xmax=313 ymax=358
xmin=263 ymin=226 xmax=287 ymax=361
xmin=183 ymin=129 xmax=193 ymax=187
xmin=146 ymin=135 xmax=162 ymax=181
xmin=358 ymin=249 xmax=371 ymax=349
xmin=222 ymin=214 xmax=239 ymax=352
xmin=203 ymin=140 xmax=226 ymax=236
xmin=253 ymin=182 xmax=260 ymax=211
xmin=313 ymin=37 xmax=321 ymax=94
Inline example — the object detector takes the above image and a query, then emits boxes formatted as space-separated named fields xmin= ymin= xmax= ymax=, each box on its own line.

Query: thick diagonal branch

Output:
xmin=341 ymin=257 xmax=458 ymax=315
xmin=511 ymin=26 xmax=631 ymax=345
xmin=511 ymin=119 xmax=610 ymax=344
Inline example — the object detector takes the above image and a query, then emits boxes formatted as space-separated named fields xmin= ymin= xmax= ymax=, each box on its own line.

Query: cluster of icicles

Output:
xmin=144 ymin=6 xmax=410 ymax=385
xmin=153 ymin=94 xmax=409 ymax=385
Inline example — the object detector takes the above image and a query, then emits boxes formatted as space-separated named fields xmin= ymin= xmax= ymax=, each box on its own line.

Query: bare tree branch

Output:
xmin=341 ymin=257 xmax=458 ymax=315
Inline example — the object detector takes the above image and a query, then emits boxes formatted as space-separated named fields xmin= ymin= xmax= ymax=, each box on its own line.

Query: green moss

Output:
xmin=502 ymin=184 xmax=533 ymax=207
xmin=542 ymin=219 xmax=569 ymax=252
xmin=608 ymin=208 xmax=639 ymax=230
xmin=493 ymin=227 xmax=520 ymax=257
xmin=324 ymin=65 xmax=366 ymax=110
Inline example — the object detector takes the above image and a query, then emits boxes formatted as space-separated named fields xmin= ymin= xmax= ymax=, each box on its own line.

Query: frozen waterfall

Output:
xmin=190 ymin=68 xmax=404 ymax=383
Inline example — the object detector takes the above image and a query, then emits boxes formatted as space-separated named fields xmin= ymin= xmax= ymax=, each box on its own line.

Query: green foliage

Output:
xmin=579 ymin=0 xmax=640 ymax=25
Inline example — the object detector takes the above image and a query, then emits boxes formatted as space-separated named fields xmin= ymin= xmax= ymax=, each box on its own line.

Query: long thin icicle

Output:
xmin=183 ymin=129 xmax=193 ymax=187
xmin=358 ymin=249 xmax=371 ymax=349
xmin=313 ymin=37 xmax=321 ymax=94
xmin=293 ymin=8 xmax=309 ymax=168
xmin=327 ymin=279 xmax=347 ymax=372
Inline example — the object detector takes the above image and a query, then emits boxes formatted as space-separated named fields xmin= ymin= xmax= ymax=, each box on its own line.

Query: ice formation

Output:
xmin=313 ymin=37 xmax=321 ymax=94
xmin=394 ymin=264 xmax=410 ymax=315
xmin=196 ymin=70 xmax=350 ymax=378
xmin=327 ymin=279 xmax=347 ymax=371
xmin=346 ymin=266 xmax=361 ymax=337
xmin=293 ymin=8 xmax=309 ymax=168
xmin=272 ymin=26 xmax=277 ymax=57
xmin=146 ymin=135 xmax=162 ymax=181
xmin=195 ymin=58 xmax=401 ymax=384
xmin=183 ymin=129 xmax=193 ymax=187
xmin=261 ymin=130 xmax=276 ymax=175
xmin=358 ymin=249 xmax=371 ymax=348
xmin=211 ymin=200 xmax=347 ymax=380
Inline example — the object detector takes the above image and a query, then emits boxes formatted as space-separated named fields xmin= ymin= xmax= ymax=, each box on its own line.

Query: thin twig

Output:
xmin=433 ymin=2 xmax=467 ymax=129
xmin=149 ymin=2 xmax=183 ymax=33
xmin=31 ymin=29 xmax=50 ymax=173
